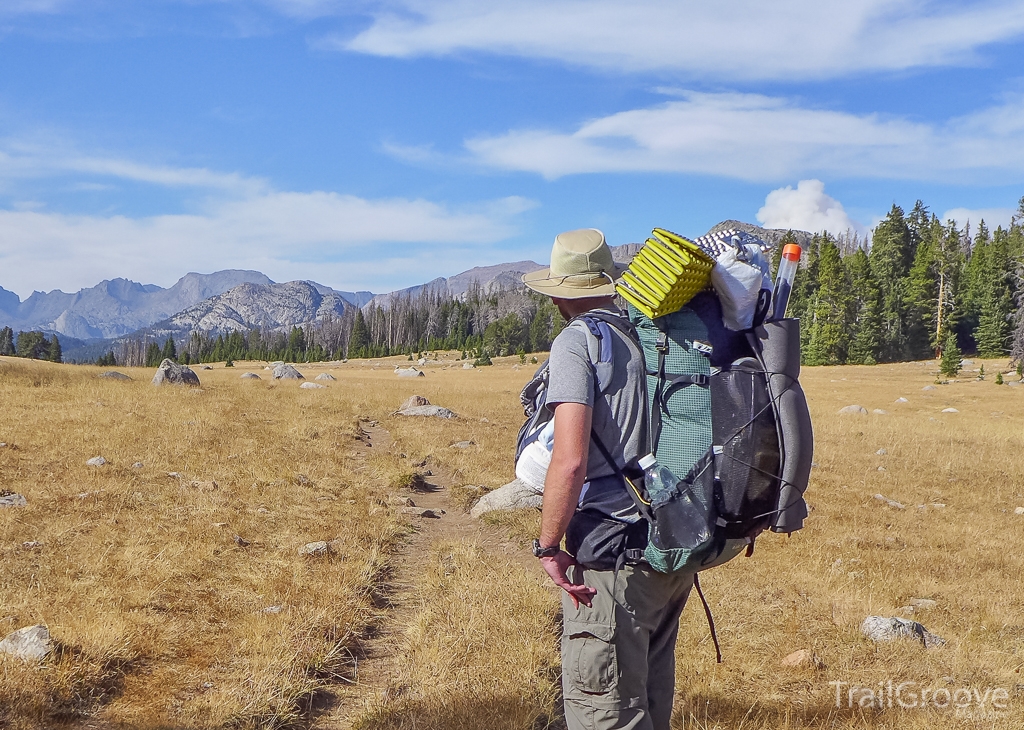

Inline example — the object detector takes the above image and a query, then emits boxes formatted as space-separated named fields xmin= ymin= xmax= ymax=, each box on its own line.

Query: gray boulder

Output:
xmin=299 ymin=541 xmax=330 ymax=557
xmin=396 ymin=367 xmax=425 ymax=378
xmin=838 ymin=405 xmax=868 ymax=415
xmin=152 ymin=359 xmax=200 ymax=386
xmin=0 ymin=491 xmax=27 ymax=508
xmin=86 ymin=456 xmax=107 ymax=467
xmin=861 ymin=616 xmax=945 ymax=648
xmin=397 ymin=405 xmax=457 ymax=419
xmin=241 ymin=372 xmax=261 ymax=379
xmin=300 ymin=382 xmax=326 ymax=389
xmin=470 ymin=478 xmax=544 ymax=519
xmin=273 ymin=363 xmax=304 ymax=380
xmin=99 ymin=371 xmax=131 ymax=381
xmin=0 ymin=625 xmax=53 ymax=662
xmin=400 ymin=395 xmax=430 ymax=410
xmin=315 ymin=373 xmax=336 ymax=381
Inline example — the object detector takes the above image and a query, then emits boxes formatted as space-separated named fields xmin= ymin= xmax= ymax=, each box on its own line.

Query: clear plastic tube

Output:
xmin=770 ymin=244 xmax=802 ymax=320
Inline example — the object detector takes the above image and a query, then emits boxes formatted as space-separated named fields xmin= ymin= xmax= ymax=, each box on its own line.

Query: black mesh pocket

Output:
xmin=711 ymin=358 xmax=782 ymax=538
xmin=649 ymin=456 xmax=714 ymax=551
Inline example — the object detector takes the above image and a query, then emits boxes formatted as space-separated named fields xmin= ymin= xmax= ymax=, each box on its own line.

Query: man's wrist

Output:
xmin=532 ymin=539 xmax=561 ymax=558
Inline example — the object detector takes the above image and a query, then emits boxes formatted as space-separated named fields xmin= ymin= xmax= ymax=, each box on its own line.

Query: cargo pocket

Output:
xmin=563 ymin=620 xmax=617 ymax=695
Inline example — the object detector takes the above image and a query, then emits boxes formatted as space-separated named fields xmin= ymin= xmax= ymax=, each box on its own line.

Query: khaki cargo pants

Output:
xmin=561 ymin=563 xmax=694 ymax=730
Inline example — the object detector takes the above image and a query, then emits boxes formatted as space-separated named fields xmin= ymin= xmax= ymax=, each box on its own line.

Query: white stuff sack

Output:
xmin=711 ymin=244 xmax=772 ymax=331
xmin=515 ymin=419 xmax=554 ymax=493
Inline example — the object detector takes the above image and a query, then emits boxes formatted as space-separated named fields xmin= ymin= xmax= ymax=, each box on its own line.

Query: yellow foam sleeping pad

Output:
xmin=615 ymin=228 xmax=715 ymax=319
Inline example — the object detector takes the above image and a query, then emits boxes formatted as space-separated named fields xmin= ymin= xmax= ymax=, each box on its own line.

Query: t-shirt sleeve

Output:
xmin=545 ymin=324 xmax=594 ymax=410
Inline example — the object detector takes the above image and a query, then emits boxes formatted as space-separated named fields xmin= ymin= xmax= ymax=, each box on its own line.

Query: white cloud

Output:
xmin=0 ymin=191 xmax=534 ymax=297
xmin=338 ymin=0 xmax=1024 ymax=81
xmin=461 ymin=90 xmax=1024 ymax=184
xmin=757 ymin=180 xmax=862 ymax=235
xmin=941 ymin=207 xmax=1015 ymax=231
xmin=0 ymin=139 xmax=267 ymax=195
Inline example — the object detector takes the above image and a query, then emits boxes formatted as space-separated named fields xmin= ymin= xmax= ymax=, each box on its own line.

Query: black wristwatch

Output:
xmin=533 ymin=539 xmax=560 ymax=558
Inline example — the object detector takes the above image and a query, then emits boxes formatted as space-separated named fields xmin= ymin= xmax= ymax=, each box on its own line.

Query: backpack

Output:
xmin=619 ymin=291 xmax=812 ymax=573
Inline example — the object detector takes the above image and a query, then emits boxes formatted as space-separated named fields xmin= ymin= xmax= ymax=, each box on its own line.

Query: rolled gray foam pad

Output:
xmin=749 ymin=319 xmax=813 ymax=532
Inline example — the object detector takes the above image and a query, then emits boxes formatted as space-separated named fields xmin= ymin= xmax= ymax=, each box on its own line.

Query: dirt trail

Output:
xmin=312 ymin=421 xmax=543 ymax=729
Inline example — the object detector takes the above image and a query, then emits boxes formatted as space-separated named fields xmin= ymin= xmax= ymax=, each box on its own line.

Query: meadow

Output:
xmin=2 ymin=353 xmax=1023 ymax=729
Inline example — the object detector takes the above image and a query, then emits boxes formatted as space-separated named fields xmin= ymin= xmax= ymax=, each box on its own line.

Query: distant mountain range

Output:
xmin=0 ymin=222 xmax=805 ymax=361
xmin=0 ymin=271 xmax=373 ymax=340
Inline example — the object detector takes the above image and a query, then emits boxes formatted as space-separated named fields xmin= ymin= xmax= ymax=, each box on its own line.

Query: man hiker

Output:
xmin=522 ymin=229 xmax=694 ymax=730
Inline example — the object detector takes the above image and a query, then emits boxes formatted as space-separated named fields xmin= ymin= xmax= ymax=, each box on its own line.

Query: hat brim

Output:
xmin=522 ymin=263 xmax=627 ymax=299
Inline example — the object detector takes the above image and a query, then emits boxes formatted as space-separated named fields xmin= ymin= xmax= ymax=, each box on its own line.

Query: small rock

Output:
xmin=211 ymin=522 xmax=228 ymax=528
xmin=960 ymin=359 xmax=974 ymax=366
xmin=872 ymin=409 xmax=888 ymax=415
xmin=470 ymin=478 xmax=544 ymax=518
xmin=397 ymin=405 xmax=457 ymax=419
xmin=400 ymin=395 xmax=431 ymax=410
xmin=1014 ymin=507 xmax=1024 ymax=515
xmin=417 ymin=358 xmax=427 ymax=365
xmin=262 ymin=605 xmax=284 ymax=615
xmin=241 ymin=372 xmax=261 ymax=380
xmin=131 ymin=462 xmax=144 ymax=469
xmin=315 ymin=373 xmax=336 ymax=381
xmin=395 ymin=367 xmax=425 ymax=378
xmin=838 ymin=405 xmax=868 ymax=415
xmin=300 ymin=382 xmax=326 ymax=389
xmin=0 ymin=442 xmax=6 ymax=448
xmin=0 ymin=625 xmax=53 ymax=662
xmin=873 ymin=493 xmax=904 ymax=509
xmin=462 ymin=363 xmax=476 ymax=369
xmin=877 ymin=466 xmax=887 ymax=472
xmin=909 ymin=598 xmax=937 ymax=610
xmin=779 ymin=649 xmax=823 ymax=669
xmin=299 ymin=541 xmax=330 ymax=557
xmin=201 ymin=365 xmax=213 ymax=370
xmin=401 ymin=507 xmax=442 ymax=518
xmin=152 ymin=359 xmax=201 ymax=387
xmin=20 ymin=541 xmax=41 ymax=550
xmin=894 ymin=397 xmax=909 ymax=403
xmin=876 ymin=448 xmax=888 ymax=455
xmin=296 ymin=474 xmax=312 ymax=486
xmin=861 ymin=616 xmax=945 ymax=648
xmin=941 ymin=407 xmax=959 ymax=413
xmin=0 ymin=492 xmax=28 ymax=508
xmin=189 ymin=480 xmax=219 ymax=491
xmin=273 ymin=364 xmax=304 ymax=380
xmin=1007 ymin=380 xmax=1021 ymax=387
xmin=922 ymin=385 xmax=936 ymax=391
xmin=99 ymin=371 xmax=131 ymax=381
xmin=233 ymin=535 xmax=250 ymax=547
xmin=450 ymin=441 xmax=475 ymax=449
xmin=166 ymin=472 xmax=182 ymax=479
xmin=480 ymin=418 xmax=489 ymax=423
xmin=86 ymin=456 xmax=107 ymax=467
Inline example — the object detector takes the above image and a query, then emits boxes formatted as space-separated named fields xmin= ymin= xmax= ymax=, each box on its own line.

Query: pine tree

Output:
xmin=939 ymin=332 xmax=962 ymax=377
xmin=803 ymin=235 xmax=851 ymax=365
xmin=846 ymin=248 xmax=883 ymax=364
xmin=161 ymin=336 xmax=177 ymax=362
xmin=974 ymin=226 xmax=1014 ymax=357
xmin=15 ymin=331 xmax=50 ymax=359
xmin=869 ymin=205 xmax=914 ymax=362
xmin=348 ymin=310 xmax=370 ymax=358
xmin=145 ymin=342 xmax=162 ymax=367
xmin=0 ymin=326 xmax=14 ymax=356
xmin=49 ymin=335 xmax=62 ymax=363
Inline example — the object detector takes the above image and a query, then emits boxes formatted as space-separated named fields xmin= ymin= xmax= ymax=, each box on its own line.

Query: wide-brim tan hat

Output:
xmin=522 ymin=228 xmax=627 ymax=299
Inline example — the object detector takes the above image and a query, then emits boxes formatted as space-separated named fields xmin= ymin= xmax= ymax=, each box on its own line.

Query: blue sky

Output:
xmin=2 ymin=0 xmax=1024 ymax=298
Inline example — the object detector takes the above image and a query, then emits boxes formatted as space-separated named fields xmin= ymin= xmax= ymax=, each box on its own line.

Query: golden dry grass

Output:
xmin=4 ymin=353 xmax=1024 ymax=729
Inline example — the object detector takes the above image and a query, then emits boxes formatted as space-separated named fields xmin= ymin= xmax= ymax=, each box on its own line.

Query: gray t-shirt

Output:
xmin=546 ymin=307 xmax=647 ymax=482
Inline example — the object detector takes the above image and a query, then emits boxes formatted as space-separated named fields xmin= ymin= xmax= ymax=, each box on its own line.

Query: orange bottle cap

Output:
xmin=782 ymin=244 xmax=802 ymax=261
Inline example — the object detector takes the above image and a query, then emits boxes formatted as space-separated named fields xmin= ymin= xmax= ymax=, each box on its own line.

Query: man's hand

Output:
xmin=540 ymin=550 xmax=597 ymax=608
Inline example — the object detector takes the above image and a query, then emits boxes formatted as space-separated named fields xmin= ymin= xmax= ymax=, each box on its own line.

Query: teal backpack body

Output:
xmin=626 ymin=291 xmax=812 ymax=575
